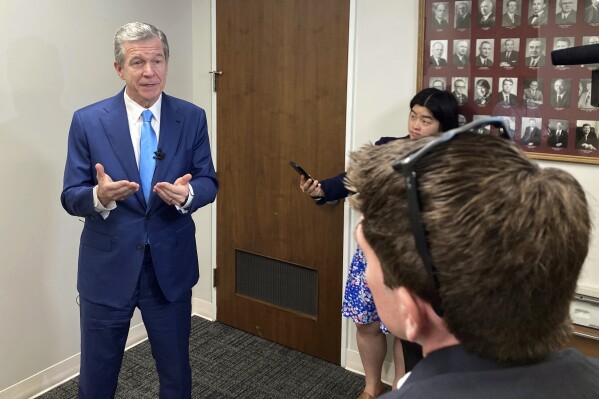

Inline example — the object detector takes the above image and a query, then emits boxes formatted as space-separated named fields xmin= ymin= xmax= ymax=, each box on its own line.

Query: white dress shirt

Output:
xmin=93 ymin=91 xmax=193 ymax=218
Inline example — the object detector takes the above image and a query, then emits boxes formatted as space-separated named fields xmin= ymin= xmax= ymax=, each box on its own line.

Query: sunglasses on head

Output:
xmin=391 ymin=117 xmax=514 ymax=316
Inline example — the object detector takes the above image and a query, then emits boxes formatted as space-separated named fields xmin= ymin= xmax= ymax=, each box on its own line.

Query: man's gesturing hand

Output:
xmin=154 ymin=174 xmax=192 ymax=206
xmin=95 ymin=163 xmax=140 ymax=206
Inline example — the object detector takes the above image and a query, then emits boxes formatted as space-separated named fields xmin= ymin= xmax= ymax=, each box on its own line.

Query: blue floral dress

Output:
xmin=341 ymin=246 xmax=389 ymax=333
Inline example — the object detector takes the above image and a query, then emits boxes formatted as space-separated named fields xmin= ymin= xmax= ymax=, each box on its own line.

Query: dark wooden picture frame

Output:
xmin=418 ymin=0 xmax=599 ymax=164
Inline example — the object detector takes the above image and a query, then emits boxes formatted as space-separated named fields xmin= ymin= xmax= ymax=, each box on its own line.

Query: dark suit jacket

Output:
xmin=586 ymin=4 xmax=599 ymax=23
xmin=478 ymin=13 xmax=495 ymax=27
xmin=523 ymin=88 xmax=544 ymax=106
xmin=452 ymin=53 xmax=469 ymax=67
xmin=577 ymin=131 xmax=599 ymax=149
xmin=502 ymin=12 xmax=521 ymax=26
xmin=521 ymin=126 xmax=541 ymax=145
xmin=452 ymin=91 xmax=468 ymax=105
xmin=61 ymin=90 xmax=218 ymax=307
xmin=551 ymin=92 xmax=571 ymax=108
xmin=455 ymin=13 xmax=471 ymax=29
xmin=525 ymin=55 xmax=545 ymax=67
xmin=547 ymin=129 xmax=568 ymax=147
xmin=430 ymin=56 xmax=447 ymax=66
xmin=431 ymin=17 xmax=449 ymax=29
xmin=556 ymin=10 xmax=577 ymax=24
xmin=379 ymin=345 xmax=599 ymax=399
xmin=497 ymin=93 xmax=518 ymax=106
xmin=500 ymin=51 xmax=519 ymax=67
xmin=529 ymin=10 xmax=548 ymax=25
xmin=474 ymin=94 xmax=492 ymax=106
xmin=475 ymin=55 xmax=493 ymax=67
xmin=317 ymin=137 xmax=403 ymax=204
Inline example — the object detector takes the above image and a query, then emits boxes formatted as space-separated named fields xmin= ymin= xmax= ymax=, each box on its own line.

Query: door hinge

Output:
xmin=209 ymin=70 xmax=222 ymax=92
xmin=213 ymin=267 xmax=218 ymax=288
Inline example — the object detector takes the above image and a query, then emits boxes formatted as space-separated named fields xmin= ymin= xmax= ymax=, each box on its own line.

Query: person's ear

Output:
xmin=114 ymin=61 xmax=124 ymax=80
xmin=396 ymin=287 xmax=422 ymax=342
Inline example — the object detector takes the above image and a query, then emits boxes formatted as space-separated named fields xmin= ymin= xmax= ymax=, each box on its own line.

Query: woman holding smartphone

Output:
xmin=299 ymin=88 xmax=459 ymax=399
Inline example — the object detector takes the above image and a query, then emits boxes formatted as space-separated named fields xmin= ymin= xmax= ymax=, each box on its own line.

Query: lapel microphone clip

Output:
xmin=153 ymin=149 xmax=165 ymax=160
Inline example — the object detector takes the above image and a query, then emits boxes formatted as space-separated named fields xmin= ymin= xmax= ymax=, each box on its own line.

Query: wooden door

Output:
xmin=215 ymin=0 xmax=349 ymax=364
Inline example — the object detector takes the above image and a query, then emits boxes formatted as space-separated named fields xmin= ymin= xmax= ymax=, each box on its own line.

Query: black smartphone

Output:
xmin=289 ymin=161 xmax=313 ymax=180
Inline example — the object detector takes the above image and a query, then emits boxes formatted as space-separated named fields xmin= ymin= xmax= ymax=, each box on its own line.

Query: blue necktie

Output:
xmin=140 ymin=110 xmax=157 ymax=205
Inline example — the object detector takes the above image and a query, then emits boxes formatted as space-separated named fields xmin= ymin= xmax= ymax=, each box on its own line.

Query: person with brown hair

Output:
xmin=345 ymin=121 xmax=599 ymax=398
xmin=299 ymin=88 xmax=459 ymax=399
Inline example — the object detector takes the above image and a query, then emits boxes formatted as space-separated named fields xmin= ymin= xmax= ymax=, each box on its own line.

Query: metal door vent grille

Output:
xmin=236 ymin=250 xmax=317 ymax=317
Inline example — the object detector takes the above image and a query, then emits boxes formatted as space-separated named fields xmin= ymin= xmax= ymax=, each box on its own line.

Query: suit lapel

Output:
xmin=100 ymin=92 xmax=146 ymax=208
xmin=149 ymin=93 xmax=185 ymax=209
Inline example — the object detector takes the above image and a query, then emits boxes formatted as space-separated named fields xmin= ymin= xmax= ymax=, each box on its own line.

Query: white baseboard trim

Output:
xmin=2 ymin=323 xmax=149 ymax=399
xmin=192 ymin=297 xmax=214 ymax=320
xmin=125 ymin=321 xmax=150 ymax=350
xmin=0 ymin=353 xmax=80 ymax=399
xmin=4 ymin=300 xmax=214 ymax=399
xmin=344 ymin=348 xmax=394 ymax=386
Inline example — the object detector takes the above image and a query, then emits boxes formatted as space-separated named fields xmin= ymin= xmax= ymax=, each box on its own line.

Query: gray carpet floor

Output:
xmin=38 ymin=316 xmax=368 ymax=398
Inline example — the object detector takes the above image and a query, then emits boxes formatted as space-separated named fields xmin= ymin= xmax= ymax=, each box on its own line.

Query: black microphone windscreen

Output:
xmin=551 ymin=44 xmax=599 ymax=65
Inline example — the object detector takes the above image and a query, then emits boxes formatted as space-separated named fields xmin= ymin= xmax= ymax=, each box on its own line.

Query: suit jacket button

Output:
xmin=146 ymin=213 xmax=151 ymax=220
xmin=137 ymin=243 xmax=145 ymax=250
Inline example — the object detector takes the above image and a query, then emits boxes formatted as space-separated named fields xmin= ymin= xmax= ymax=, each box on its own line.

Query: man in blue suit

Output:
xmin=61 ymin=22 xmax=218 ymax=398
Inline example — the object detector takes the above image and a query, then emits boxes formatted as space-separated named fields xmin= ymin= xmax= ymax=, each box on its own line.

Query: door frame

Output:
xmin=209 ymin=0 xmax=218 ymax=322
xmin=207 ymin=0 xmax=358 ymax=368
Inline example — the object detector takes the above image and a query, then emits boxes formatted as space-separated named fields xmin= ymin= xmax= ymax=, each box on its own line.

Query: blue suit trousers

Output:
xmin=79 ymin=247 xmax=192 ymax=398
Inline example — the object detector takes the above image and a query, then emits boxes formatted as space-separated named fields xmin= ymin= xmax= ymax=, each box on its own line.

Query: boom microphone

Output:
xmin=551 ymin=43 xmax=599 ymax=66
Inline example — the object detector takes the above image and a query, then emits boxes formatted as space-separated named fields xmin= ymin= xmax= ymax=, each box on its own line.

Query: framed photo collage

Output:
xmin=419 ymin=0 xmax=599 ymax=164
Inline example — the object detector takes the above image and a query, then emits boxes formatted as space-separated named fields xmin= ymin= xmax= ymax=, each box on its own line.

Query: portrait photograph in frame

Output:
xmin=417 ymin=0 xmax=599 ymax=164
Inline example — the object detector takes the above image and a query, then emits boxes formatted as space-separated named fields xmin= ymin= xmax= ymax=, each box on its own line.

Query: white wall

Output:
xmin=191 ymin=0 xmax=215 ymax=306
xmin=1 ymin=0 xmax=597 ymax=396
